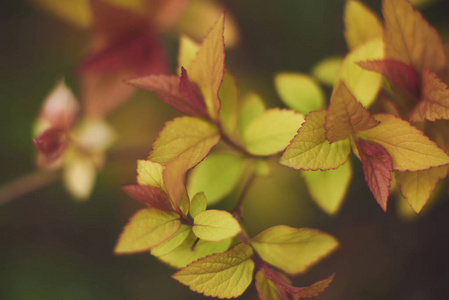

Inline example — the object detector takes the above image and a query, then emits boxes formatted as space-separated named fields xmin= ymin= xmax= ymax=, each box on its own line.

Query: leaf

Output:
xmin=302 ymin=160 xmax=352 ymax=215
xmin=219 ymin=70 xmax=240 ymax=138
xmin=280 ymin=111 xmax=351 ymax=171
xmin=344 ymin=0 xmax=382 ymax=50
xmin=251 ymin=225 xmax=339 ymax=275
xmin=63 ymin=152 xmax=97 ymax=200
xmin=325 ymin=82 xmax=379 ymax=143
xmin=114 ymin=208 xmax=181 ymax=254
xmin=136 ymin=160 xmax=165 ymax=190
xmin=188 ymin=153 xmax=245 ymax=205
xmin=339 ymin=38 xmax=384 ymax=107
xmin=311 ymin=56 xmax=342 ymax=86
xmin=172 ymin=243 xmax=254 ymax=299
xmin=410 ymin=70 xmax=449 ymax=122
xmin=274 ymin=72 xmax=325 ymax=114
xmin=356 ymin=114 xmax=449 ymax=171
xmin=293 ymin=274 xmax=335 ymax=299
xmin=357 ymin=59 xmax=421 ymax=99
xmin=128 ymin=74 xmax=208 ymax=118
xmin=238 ymin=92 xmax=266 ymax=134
xmin=243 ymin=109 xmax=304 ymax=156
xmin=190 ymin=192 xmax=208 ymax=219
xmin=355 ymin=139 xmax=393 ymax=211
xmin=33 ymin=128 xmax=69 ymax=163
xmin=255 ymin=270 xmax=290 ymax=300
xmin=149 ymin=116 xmax=219 ymax=164
xmin=158 ymin=231 xmax=233 ymax=268
xmin=188 ymin=13 xmax=225 ymax=119
xmin=151 ymin=224 xmax=192 ymax=257
xmin=177 ymin=35 xmax=200 ymax=75
xmin=383 ymin=0 xmax=447 ymax=78
xmin=179 ymin=68 xmax=209 ymax=118
xmin=121 ymin=184 xmax=173 ymax=212
xmin=32 ymin=0 xmax=92 ymax=28
xmin=396 ymin=166 xmax=448 ymax=213
xmin=193 ymin=210 xmax=241 ymax=242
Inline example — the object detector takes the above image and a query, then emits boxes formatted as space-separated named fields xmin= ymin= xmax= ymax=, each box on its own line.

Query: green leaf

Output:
xmin=151 ymin=224 xmax=192 ymax=257
xmin=187 ymin=153 xmax=245 ymax=205
xmin=193 ymin=209 xmax=241 ymax=242
xmin=280 ymin=110 xmax=351 ymax=171
xmin=238 ymin=92 xmax=266 ymax=134
xmin=157 ymin=231 xmax=233 ymax=268
xmin=243 ymin=109 xmax=304 ymax=156
xmin=172 ymin=243 xmax=255 ymax=299
xmin=114 ymin=208 xmax=181 ymax=254
xmin=251 ymin=225 xmax=339 ymax=275
xmin=136 ymin=160 xmax=165 ymax=191
xmin=149 ymin=116 xmax=219 ymax=165
xmin=190 ymin=192 xmax=208 ymax=218
xmin=302 ymin=159 xmax=352 ymax=215
xmin=311 ymin=56 xmax=343 ymax=86
xmin=274 ymin=72 xmax=325 ymax=114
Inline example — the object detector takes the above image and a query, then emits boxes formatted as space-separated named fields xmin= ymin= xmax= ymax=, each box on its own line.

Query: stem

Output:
xmin=0 ymin=169 xmax=61 ymax=206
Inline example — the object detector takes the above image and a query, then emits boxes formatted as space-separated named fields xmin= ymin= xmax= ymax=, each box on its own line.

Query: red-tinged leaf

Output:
xmin=128 ymin=74 xmax=208 ymax=118
xmin=255 ymin=269 xmax=291 ymax=300
xmin=188 ymin=13 xmax=225 ymax=120
xmin=33 ymin=128 xmax=69 ymax=163
xmin=356 ymin=139 xmax=393 ymax=211
xmin=358 ymin=59 xmax=421 ymax=99
xmin=383 ymin=0 xmax=447 ymax=78
xmin=396 ymin=166 xmax=449 ymax=213
xmin=143 ymin=0 xmax=189 ymax=30
xmin=121 ymin=184 xmax=173 ymax=212
xmin=410 ymin=70 xmax=449 ymax=123
xmin=325 ymin=82 xmax=379 ymax=143
xmin=293 ymin=274 xmax=335 ymax=299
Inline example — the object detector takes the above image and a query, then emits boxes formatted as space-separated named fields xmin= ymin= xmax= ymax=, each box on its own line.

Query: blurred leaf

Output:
xmin=32 ymin=0 xmax=92 ymax=28
xmin=151 ymin=224 xmax=192 ymax=256
xmin=311 ymin=56 xmax=343 ymax=86
xmin=357 ymin=114 xmax=449 ymax=171
xmin=114 ymin=208 xmax=181 ymax=254
xmin=339 ymin=38 xmax=384 ymax=107
xmin=188 ymin=153 xmax=245 ymax=205
xmin=251 ymin=225 xmax=338 ymax=275
xmin=190 ymin=192 xmax=208 ymax=218
xmin=238 ymin=92 xmax=266 ymax=134
xmin=177 ymin=34 xmax=200 ymax=75
xmin=344 ymin=0 xmax=382 ymax=50
xmin=302 ymin=160 xmax=352 ymax=215
xmin=274 ymin=72 xmax=325 ymax=114
xmin=243 ymin=109 xmax=304 ymax=156
xmin=193 ymin=209 xmax=241 ymax=242
xmin=158 ymin=231 xmax=232 ymax=268
xmin=219 ymin=71 xmax=240 ymax=138
xmin=280 ymin=111 xmax=351 ymax=171
xmin=172 ymin=243 xmax=254 ymax=298
xmin=63 ymin=151 xmax=97 ymax=200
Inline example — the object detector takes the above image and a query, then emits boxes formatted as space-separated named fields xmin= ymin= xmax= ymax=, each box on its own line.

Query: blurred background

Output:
xmin=1 ymin=0 xmax=449 ymax=299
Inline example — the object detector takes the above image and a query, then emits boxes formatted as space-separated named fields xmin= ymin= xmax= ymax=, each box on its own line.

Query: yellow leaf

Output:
xmin=251 ymin=225 xmax=339 ymax=275
xmin=325 ymin=82 xmax=379 ymax=143
xmin=177 ymin=35 xmax=200 ymax=76
xmin=243 ymin=109 xmax=304 ymax=156
xmin=157 ymin=231 xmax=232 ymax=268
xmin=193 ymin=209 xmax=241 ymax=242
xmin=149 ymin=116 xmax=219 ymax=164
xmin=344 ymin=0 xmax=382 ymax=50
xmin=280 ymin=111 xmax=351 ymax=171
xmin=136 ymin=160 xmax=165 ymax=191
xmin=238 ymin=92 xmax=266 ymax=134
xmin=151 ymin=224 xmax=192 ymax=256
xmin=311 ymin=56 xmax=343 ymax=86
xmin=255 ymin=270 xmax=288 ymax=300
xmin=219 ymin=70 xmax=240 ymax=138
xmin=302 ymin=160 xmax=352 ymax=215
xmin=274 ymin=72 xmax=325 ymax=114
xmin=189 ymin=192 xmax=207 ymax=218
xmin=339 ymin=38 xmax=384 ymax=107
xmin=63 ymin=152 xmax=97 ymax=201
xmin=172 ymin=243 xmax=254 ymax=299
xmin=357 ymin=114 xmax=449 ymax=171
xmin=114 ymin=208 xmax=181 ymax=254
xmin=383 ymin=0 xmax=446 ymax=77
xmin=396 ymin=166 xmax=448 ymax=213
xmin=188 ymin=13 xmax=225 ymax=119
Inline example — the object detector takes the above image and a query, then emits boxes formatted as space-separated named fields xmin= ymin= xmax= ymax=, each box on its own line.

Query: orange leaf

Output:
xmin=383 ymin=0 xmax=447 ymax=78
xmin=325 ymin=82 xmax=378 ymax=143
xmin=356 ymin=139 xmax=393 ymax=211
xmin=410 ymin=70 xmax=449 ymax=123
xmin=358 ymin=59 xmax=420 ymax=99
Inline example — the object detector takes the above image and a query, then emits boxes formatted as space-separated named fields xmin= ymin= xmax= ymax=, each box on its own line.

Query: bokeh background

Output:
xmin=1 ymin=0 xmax=449 ymax=299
